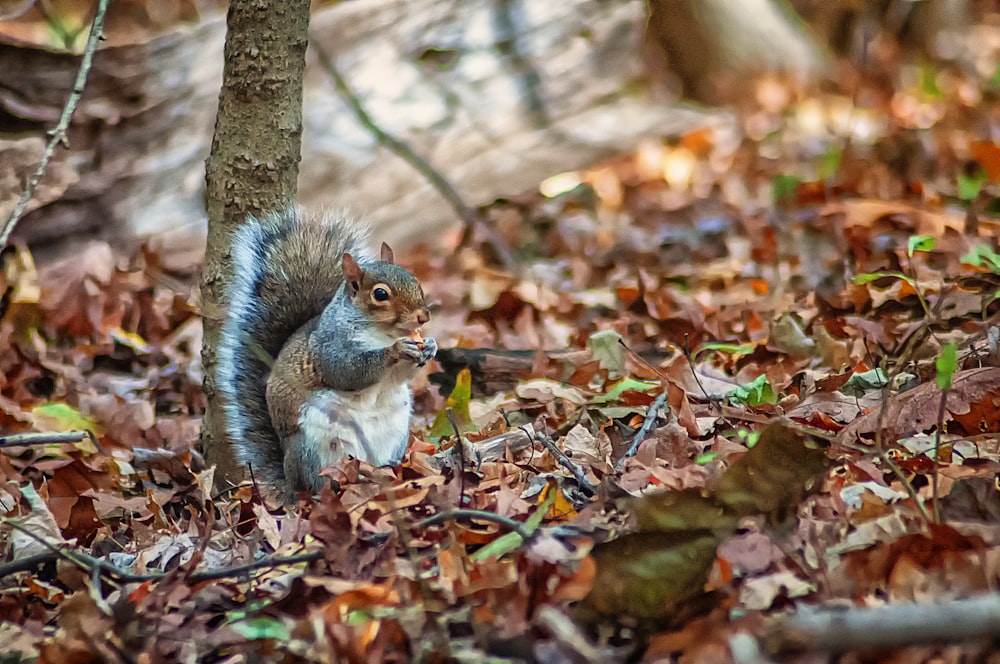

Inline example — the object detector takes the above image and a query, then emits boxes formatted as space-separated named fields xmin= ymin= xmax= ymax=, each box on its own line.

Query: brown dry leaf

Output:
xmin=252 ymin=502 xmax=281 ymax=551
xmin=560 ymin=423 xmax=611 ymax=469
xmin=619 ymin=487 xmax=738 ymax=536
xmin=575 ymin=530 xmax=721 ymax=625
xmin=639 ymin=459 xmax=715 ymax=493
xmin=635 ymin=419 xmax=702 ymax=470
xmin=740 ymin=570 xmax=814 ymax=610
xmin=362 ymin=475 xmax=445 ymax=514
xmin=548 ymin=553 xmax=596 ymax=603
xmin=0 ymin=623 xmax=39 ymax=661
xmin=82 ymin=393 xmax=155 ymax=448
xmin=667 ymin=379 xmax=700 ymax=436
xmin=7 ymin=14 xmax=1000 ymax=658
xmin=664 ymin=355 xmax=737 ymax=400
xmin=787 ymin=389 xmax=881 ymax=427
xmin=941 ymin=475 xmax=1000 ymax=522
xmin=37 ymin=241 xmax=115 ymax=336
xmin=45 ymin=460 xmax=116 ymax=529
xmin=40 ymin=590 xmax=114 ymax=662
xmin=840 ymin=367 xmax=1000 ymax=444
xmin=840 ymin=524 xmax=989 ymax=601
xmin=2 ymin=245 xmax=40 ymax=305
xmin=515 ymin=378 xmax=588 ymax=405
xmin=10 ymin=483 xmax=65 ymax=558
xmin=60 ymin=494 xmax=100 ymax=544
xmin=717 ymin=531 xmax=783 ymax=576
xmin=714 ymin=423 xmax=831 ymax=528
xmin=828 ymin=199 xmax=966 ymax=237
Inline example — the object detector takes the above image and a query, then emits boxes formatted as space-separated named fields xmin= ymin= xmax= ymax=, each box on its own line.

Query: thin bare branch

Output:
xmin=1 ymin=0 xmax=110 ymax=247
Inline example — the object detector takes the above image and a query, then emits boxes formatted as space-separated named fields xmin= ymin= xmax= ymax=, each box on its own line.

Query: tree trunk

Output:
xmin=648 ymin=0 xmax=827 ymax=102
xmin=201 ymin=0 xmax=311 ymax=489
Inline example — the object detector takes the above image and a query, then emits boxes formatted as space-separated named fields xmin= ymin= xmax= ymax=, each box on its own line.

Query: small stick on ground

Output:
xmin=4 ymin=522 xmax=325 ymax=583
xmin=415 ymin=509 xmax=533 ymax=540
xmin=534 ymin=431 xmax=596 ymax=496
xmin=1 ymin=0 xmax=110 ymax=246
xmin=763 ymin=593 xmax=1000 ymax=654
xmin=614 ymin=388 xmax=669 ymax=473
xmin=447 ymin=408 xmax=469 ymax=506
xmin=0 ymin=430 xmax=98 ymax=449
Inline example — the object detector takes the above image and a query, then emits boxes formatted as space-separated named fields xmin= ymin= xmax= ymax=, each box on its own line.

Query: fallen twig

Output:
xmin=414 ymin=508 xmax=533 ymax=541
xmin=0 ymin=552 xmax=58 ymax=580
xmin=430 ymin=425 xmax=536 ymax=465
xmin=0 ymin=430 xmax=98 ymax=449
xmin=763 ymin=594 xmax=1000 ymax=654
xmin=4 ymin=522 xmax=323 ymax=583
xmin=534 ymin=431 xmax=597 ymax=496
xmin=1 ymin=0 xmax=110 ymax=246
xmin=447 ymin=407 xmax=469 ymax=505
xmin=614 ymin=389 xmax=669 ymax=473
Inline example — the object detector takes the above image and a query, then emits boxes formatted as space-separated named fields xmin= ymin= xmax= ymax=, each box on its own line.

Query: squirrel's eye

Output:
xmin=373 ymin=287 xmax=390 ymax=302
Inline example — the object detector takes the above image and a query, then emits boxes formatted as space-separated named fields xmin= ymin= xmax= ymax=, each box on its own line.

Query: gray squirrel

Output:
xmin=216 ymin=208 xmax=437 ymax=499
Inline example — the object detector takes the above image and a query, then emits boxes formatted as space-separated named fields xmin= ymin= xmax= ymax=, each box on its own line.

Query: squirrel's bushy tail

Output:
xmin=216 ymin=208 xmax=371 ymax=485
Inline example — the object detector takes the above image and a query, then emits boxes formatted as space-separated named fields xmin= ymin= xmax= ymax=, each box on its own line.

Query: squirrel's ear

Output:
xmin=342 ymin=253 xmax=363 ymax=294
xmin=380 ymin=242 xmax=395 ymax=264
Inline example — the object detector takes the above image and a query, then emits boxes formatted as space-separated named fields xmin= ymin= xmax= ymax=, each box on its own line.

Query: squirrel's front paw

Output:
xmin=393 ymin=337 xmax=426 ymax=364
xmin=418 ymin=336 xmax=437 ymax=366
xmin=393 ymin=336 xmax=438 ymax=366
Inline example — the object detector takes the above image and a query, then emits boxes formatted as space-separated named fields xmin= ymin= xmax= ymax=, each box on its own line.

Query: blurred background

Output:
xmin=0 ymin=0 xmax=995 ymax=272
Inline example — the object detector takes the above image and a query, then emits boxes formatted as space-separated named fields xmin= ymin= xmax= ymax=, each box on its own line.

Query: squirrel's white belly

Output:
xmin=299 ymin=380 xmax=413 ymax=469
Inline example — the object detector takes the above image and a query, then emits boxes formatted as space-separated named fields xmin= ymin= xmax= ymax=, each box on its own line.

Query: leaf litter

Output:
xmin=4 ymin=15 xmax=1000 ymax=664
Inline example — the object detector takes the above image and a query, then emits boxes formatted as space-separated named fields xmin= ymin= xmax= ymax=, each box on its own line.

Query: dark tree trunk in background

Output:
xmin=201 ymin=0 xmax=311 ymax=488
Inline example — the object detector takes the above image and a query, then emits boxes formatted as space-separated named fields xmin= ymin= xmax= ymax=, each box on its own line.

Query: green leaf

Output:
xmin=918 ymin=63 xmax=942 ymax=99
xmin=958 ymin=172 xmax=985 ymax=201
xmin=472 ymin=481 xmax=557 ymax=561
xmin=591 ymin=378 xmax=659 ymax=405
xmin=230 ymin=618 xmax=290 ymax=641
xmin=109 ymin=327 xmax=151 ymax=353
xmin=961 ymin=244 xmax=1000 ymax=275
xmin=427 ymin=368 xmax=476 ymax=443
xmin=31 ymin=403 xmax=102 ymax=441
xmin=695 ymin=451 xmax=717 ymax=464
xmin=695 ymin=342 xmax=755 ymax=359
xmin=840 ymin=368 xmax=888 ymax=396
xmin=772 ymin=174 xmax=802 ymax=204
xmin=851 ymin=271 xmax=915 ymax=286
xmin=851 ymin=272 xmax=888 ymax=285
xmin=936 ymin=341 xmax=958 ymax=390
xmin=818 ymin=149 xmax=842 ymax=181
xmin=907 ymin=235 xmax=936 ymax=256
xmin=345 ymin=609 xmax=375 ymax=626
xmin=726 ymin=374 xmax=777 ymax=406
xmin=589 ymin=329 xmax=626 ymax=376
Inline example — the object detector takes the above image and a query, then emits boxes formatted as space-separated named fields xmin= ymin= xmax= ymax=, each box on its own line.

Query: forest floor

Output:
xmin=3 ymin=18 xmax=1000 ymax=664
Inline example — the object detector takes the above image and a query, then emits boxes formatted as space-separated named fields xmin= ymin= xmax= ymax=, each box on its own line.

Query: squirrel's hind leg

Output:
xmin=282 ymin=430 xmax=332 ymax=498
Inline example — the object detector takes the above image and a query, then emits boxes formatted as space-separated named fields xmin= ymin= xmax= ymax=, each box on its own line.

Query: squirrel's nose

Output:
xmin=416 ymin=309 xmax=429 ymax=325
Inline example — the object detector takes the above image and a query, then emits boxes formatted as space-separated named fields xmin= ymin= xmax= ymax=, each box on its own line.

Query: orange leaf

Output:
xmin=128 ymin=580 xmax=153 ymax=605
xmin=550 ymin=555 xmax=596 ymax=603
xmin=970 ymin=140 xmax=1000 ymax=182
xmin=680 ymin=127 xmax=714 ymax=157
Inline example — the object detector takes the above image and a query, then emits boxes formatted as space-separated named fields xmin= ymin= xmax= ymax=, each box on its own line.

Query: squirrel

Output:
xmin=215 ymin=208 xmax=437 ymax=499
